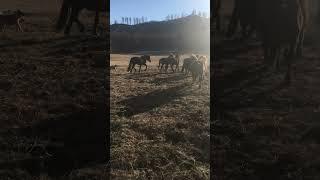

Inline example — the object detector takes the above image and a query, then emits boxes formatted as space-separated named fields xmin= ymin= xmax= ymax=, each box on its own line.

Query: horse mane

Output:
xmin=141 ymin=55 xmax=151 ymax=61
xmin=190 ymin=54 xmax=198 ymax=61
xmin=199 ymin=55 xmax=207 ymax=62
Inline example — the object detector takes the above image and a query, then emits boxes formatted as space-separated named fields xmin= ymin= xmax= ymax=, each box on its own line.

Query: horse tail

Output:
xmin=56 ymin=0 xmax=70 ymax=31
xmin=127 ymin=60 xmax=132 ymax=72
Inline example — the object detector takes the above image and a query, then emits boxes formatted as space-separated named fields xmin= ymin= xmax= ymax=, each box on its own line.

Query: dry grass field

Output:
xmin=214 ymin=24 xmax=320 ymax=180
xmin=0 ymin=1 xmax=109 ymax=179
xmin=110 ymin=54 xmax=210 ymax=179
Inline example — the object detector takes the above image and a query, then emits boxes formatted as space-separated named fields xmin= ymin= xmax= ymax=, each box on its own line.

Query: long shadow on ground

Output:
xmin=0 ymin=103 xmax=109 ymax=178
xmin=149 ymin=73 xmax=187 ymax=85
xmin=117 ymin=83 xmax=189 ymax=117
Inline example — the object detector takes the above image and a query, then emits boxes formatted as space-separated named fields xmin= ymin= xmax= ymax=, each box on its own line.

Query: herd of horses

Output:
xmin=127 ymin=53 xmax=209 ymax=88
xmin=0 ymin=0 xmax=106 ymax=35
xmin=214 ymin=0 xmax=309 ymax=84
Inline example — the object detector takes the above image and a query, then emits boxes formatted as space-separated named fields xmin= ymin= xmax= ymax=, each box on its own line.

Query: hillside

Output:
xmin=2 ymin=0 xmax=60 ymax=13
xmin=110 ymin=15 xmax=210 ymax=53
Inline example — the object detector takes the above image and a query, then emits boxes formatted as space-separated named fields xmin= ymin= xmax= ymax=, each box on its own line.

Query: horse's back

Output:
xmin=159 ymin=58 xmax=166 ymax=63
xmin=130 ymin=56 xmax=140 ymax=63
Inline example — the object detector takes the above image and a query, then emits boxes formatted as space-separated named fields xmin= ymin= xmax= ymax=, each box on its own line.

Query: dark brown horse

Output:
xmin=56 ymin=0 xmax=107 ymax=35
xmin=127 ymin=55 xmax=151 ymax=73
xmin=158 ymin=53 xmax=180 ymax=73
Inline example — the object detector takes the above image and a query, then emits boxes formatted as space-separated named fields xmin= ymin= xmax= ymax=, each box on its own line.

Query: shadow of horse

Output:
xmin=149 ymin=73 xmax=186 ymax=85
xmin=117 ymin=83 xmax=189 ymax=117
xmin=13 ymin=103 xmax=109 ymax=177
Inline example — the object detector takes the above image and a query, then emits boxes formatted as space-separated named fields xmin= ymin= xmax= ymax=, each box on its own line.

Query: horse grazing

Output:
xmin=198 ymin=55 xmax=209 ymax=77
xmin=227 ymin=0 xmax=257 ymax=39
xmin=158 ymin=53 xmax=180 ymax=73
xmin=181 ymin=54 xmax=198 ymax=75
xmin=189 ymin=60 xmax=205 ymax=89
xmin=127 ymin=55 xmax=151 ymax=73
xmin=56 ymin=0 xmax=107 ymax=35
xmin=255 ymin=0 xmax=308 ymax=83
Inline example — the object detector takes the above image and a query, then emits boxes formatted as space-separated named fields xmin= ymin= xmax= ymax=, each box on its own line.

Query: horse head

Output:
xmin=190 ymin=54 xmax=198 ymax=61
xmin=16 ymin=9 xmax=24 ymax=17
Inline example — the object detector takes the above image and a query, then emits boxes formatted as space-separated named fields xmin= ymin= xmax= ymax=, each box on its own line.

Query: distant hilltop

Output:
xmin=110 ymin=15 xmax=210 ymax=53
xmin=2 ymin=0 xmax=60 ymax=13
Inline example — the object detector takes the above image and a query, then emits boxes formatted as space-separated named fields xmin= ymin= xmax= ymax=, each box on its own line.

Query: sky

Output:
xmin=110 ymin=0 xmax=210 ymax=24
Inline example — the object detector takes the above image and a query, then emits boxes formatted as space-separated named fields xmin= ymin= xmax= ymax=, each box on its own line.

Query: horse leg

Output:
xmin=199 ymin=75 xmax=203 ymax=89
xmin=139 ymin=65 xmax=142 ymax=73
xmin=64 ymin=8 xmax=77 ymax=35
xmin=93 ymin=10 xmax=99 ymax=35
xmin=296 ymin=30 xmax=305 ymax=57
xmin=192 ymin=73 xmax=196 ymax=83
xmin=144 ymin=64 xmax=147 ymax=71
xmin=132 ymin=64 xmax=136 ymax=73
xmin=2 ymin=25 xmax=6 ymax=32
xmin=226 ymin=6 xmax=238 ymax=37
xmin=171 ymin=64 xmax=174 ymax=73
xmin=17 ymin=19 xmax=24 ymax=32
xmin=284 ymin=45 xmax=295 ymax=84
xmin=75 ymin=18 xmax=85 ymax=33
xmin=72 ymin=8 xmax=84 ymax=33
xmin=274 ymin=48 xmax=281 ymax=71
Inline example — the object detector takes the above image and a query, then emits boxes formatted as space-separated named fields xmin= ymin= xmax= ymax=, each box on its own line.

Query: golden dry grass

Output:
xmin=110 ymin=54 xmax=210 ymax=179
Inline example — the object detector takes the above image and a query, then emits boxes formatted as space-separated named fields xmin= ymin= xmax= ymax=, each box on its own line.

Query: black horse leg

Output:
xmin=296 ymin=30 xmax=305 ymax=57
xmin=171 ymin=64 xmax=174 ymax=72
xmin=160 ymin=64 xmax=164 ymax=72
xmin=284 ymin=45 xmax=295 ymax=84
xmin=64 ymin=8 xmax=77 ymax=35
xmin=74 ymin=9 xmax=85 ymax=32
xmin=139 ymin=65 xmax=142 ymax=73
xmin=144 ymin=64 xmax=147 ymax=71
xmin=93 ymin=10 xmax=99 ymax=35
xmin=132 ymin=64 xmax=136 ymax=73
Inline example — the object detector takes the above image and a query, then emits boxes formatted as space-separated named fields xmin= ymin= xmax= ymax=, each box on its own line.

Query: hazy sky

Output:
xmin=110 ymin=0 xmax=210 ymax=24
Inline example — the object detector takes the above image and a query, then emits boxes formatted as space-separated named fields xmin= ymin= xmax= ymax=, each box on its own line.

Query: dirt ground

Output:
xmin=0 ymin=6 xmax=109 ymax=180
xmin=213 ymin=27 xmax=320 ymax=179
xmin=110 ymin=54 xmax=210 ymax=179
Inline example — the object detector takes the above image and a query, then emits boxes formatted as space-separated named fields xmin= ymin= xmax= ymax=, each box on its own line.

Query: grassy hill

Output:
xmin=2 ymin=0 xmax=60 ymax=13
xmin=110 ymin=15 xmax=210 ymax=53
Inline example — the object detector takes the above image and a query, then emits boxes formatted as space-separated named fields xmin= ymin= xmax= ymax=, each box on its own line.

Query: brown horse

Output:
xmin=127 ymin=55 xmax=151 ymax=73
xmin=158 ymin=53 xmax=180 ymax=73
xmin=56 ymin=0 xmax=107 ymax=35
